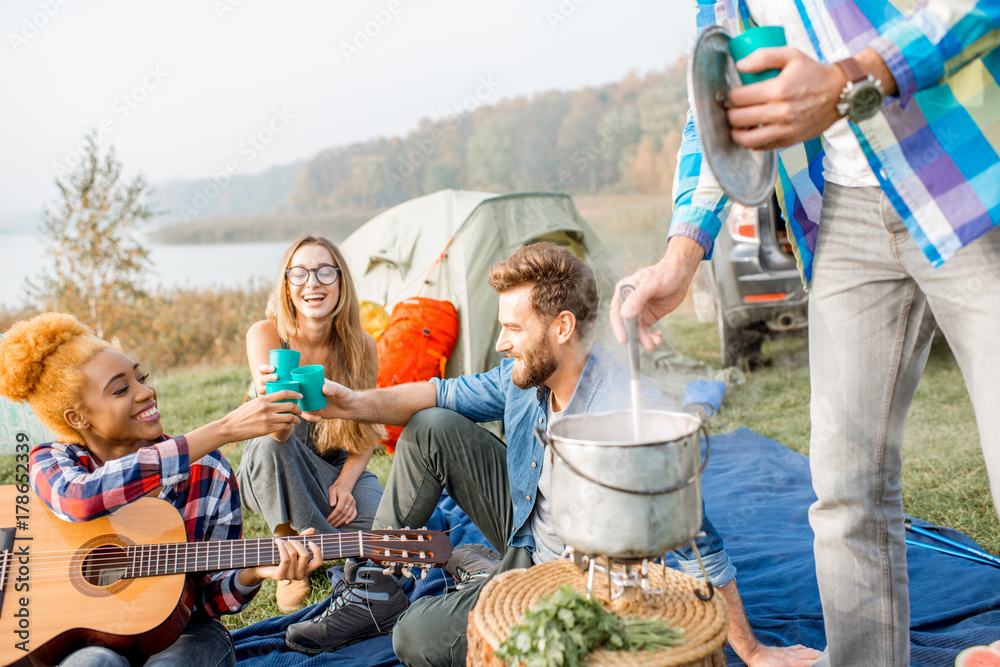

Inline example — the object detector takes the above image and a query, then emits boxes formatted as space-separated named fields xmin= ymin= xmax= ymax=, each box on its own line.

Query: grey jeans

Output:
xmin=807 ymin=184 xmax=1000 ymax=666
xmin=237 ymin=422 xmax=384 ymax=534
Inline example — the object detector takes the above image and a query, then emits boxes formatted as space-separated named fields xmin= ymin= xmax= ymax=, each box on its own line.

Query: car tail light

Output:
xmin=744 ymin=293 xmax=790 ymax=303
xmin=726 ymin=203 xmax=759 ymax=244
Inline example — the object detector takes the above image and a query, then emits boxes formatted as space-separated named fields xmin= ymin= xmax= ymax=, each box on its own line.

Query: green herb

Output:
xmin=494 ymin=585 xmax=684 ymax=667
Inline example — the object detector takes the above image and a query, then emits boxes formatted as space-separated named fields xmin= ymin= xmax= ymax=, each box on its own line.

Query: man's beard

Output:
xmin=510 ymin=336 xmax=558 ymax=389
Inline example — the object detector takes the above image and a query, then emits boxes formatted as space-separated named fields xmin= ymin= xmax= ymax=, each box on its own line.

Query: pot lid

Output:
xmin=689 ymin=25 xmax=778 ymax=207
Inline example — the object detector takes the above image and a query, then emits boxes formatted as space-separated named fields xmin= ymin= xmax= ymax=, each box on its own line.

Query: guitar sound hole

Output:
xmin=82 ymin=545 xmax=129 ymax=587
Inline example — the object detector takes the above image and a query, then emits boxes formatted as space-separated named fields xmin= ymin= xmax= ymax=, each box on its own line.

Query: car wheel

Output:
xmin=718 ymin=310 xmax=763 ymax=369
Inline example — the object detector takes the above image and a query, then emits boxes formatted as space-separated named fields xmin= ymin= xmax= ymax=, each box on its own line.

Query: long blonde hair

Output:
xmin=266 ymin=236 xmax=383 ymax=455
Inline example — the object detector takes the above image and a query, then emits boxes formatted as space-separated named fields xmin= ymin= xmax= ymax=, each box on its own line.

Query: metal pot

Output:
xmin=538 ymin=409 xmax=708 ymax=560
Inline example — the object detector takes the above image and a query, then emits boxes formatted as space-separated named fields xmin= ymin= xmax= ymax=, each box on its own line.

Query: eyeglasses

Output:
xmin=285 ymin=264 xmax=340 ymax=286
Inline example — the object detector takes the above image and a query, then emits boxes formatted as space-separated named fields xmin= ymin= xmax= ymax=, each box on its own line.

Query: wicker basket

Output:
xmin=467 ymin=559 xmax=728 ymax=666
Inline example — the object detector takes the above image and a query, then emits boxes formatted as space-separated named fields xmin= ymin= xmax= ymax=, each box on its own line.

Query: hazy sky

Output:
xmin=0 ymin=0 xmax=697 ymax=218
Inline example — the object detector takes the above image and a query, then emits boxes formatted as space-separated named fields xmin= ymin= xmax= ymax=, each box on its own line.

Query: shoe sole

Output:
xmin=285 ymin=625 xmax=393 ymax=656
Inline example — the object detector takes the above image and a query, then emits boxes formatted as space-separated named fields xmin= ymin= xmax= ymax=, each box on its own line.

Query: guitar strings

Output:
xmin=3 ymin=532 xmax=445 ymax=583
xmin=16 ymin=545 xmax=432 ymax=571
xmin=15 ymin=531 xmax=438 ymax=560
xmin=7 ymin=555 xmax=439 ymax=584
xmin=11 ymin=544 xmax=433 ymax=567
xmin=14 ymin=530 xmax=436 ymax=558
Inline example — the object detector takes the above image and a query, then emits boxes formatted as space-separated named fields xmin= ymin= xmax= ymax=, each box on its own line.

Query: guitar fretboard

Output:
xmin=123 ymin=532 xmax=376 ymax=577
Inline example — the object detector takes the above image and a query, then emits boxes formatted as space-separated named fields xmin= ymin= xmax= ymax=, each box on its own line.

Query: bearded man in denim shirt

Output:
xmin=285 ymin=242 xmax=819 ymax=667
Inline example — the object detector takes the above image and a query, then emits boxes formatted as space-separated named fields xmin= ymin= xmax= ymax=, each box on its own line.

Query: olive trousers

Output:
xmin=373 ymin=408 xmax=532 ymax=667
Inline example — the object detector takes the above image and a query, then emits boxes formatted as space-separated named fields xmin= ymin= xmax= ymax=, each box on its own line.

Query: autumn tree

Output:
xmin=466 ymin=107 xmax=518 ymax=191
xmin=283 ymin=67 xmax=692 ymax=212
xmin=28 ymin=135 xmax=155 ymax=339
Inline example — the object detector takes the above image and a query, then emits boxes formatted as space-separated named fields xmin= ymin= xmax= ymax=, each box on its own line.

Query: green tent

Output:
xmin=339 ymin=190 xmax=737 ymax=403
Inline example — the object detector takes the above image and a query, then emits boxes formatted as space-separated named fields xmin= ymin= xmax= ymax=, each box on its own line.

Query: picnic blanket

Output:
xmin=233 ymin=427 xmax=1000 ymax=667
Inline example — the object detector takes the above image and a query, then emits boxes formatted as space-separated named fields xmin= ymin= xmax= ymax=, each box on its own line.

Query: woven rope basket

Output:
xmin=467 ymin=559 xmax=729 ymax=667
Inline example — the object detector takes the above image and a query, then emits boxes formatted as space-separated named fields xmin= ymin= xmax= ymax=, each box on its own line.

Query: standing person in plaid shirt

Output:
xmin=613 ymin=1 xmax=1000 ymax=665
xmin=0 ymin=313 xmax=323 ymax=667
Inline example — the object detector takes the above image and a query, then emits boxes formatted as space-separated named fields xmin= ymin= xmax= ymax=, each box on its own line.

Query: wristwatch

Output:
xmin=834 ymin=57 xmax=884 ymax=122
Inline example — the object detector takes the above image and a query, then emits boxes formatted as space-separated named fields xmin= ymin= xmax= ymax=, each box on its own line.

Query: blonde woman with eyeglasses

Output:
xmin=238 ymin=235 xmax=384 ymax=613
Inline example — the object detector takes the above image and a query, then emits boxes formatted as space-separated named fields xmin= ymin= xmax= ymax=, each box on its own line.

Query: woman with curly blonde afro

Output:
xmin=0 ymin=312 xmax=323 ymax=667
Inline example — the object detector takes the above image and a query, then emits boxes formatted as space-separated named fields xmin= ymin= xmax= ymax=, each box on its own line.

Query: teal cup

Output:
xmin=728 ymin=26 xmax=787 ymax=85
xmin=265 ymin=381 xmax=300 ymax=413
xmin=269 ymin=349 xmax=301 ymax=382
xmin=291 ymin=365 xmax=327 ymax=412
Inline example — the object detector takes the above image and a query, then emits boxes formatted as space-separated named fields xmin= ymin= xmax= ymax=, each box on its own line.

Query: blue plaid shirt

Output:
xmin=670 ymin=0 xmax=1000 ymax=281
xmin=30 ymin=436 xmax=259 ymax=617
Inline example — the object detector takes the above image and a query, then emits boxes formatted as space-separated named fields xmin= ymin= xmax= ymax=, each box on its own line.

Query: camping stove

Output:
xmin=539 ymin=407 xmax=716 ymax=603
xmin=564 ymin=545 xmax=714 ymax=602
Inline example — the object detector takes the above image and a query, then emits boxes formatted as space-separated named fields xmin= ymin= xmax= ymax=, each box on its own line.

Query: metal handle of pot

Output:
xmin=535 ymin=424 xmax=711 ymax=497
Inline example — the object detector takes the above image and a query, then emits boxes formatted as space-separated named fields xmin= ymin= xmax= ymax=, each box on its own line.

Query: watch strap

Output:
xmin=834 ymin=57 xmax=866 ymax=84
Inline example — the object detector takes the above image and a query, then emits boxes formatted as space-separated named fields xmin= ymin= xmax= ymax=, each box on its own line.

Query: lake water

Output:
xmin=0 ymin=233 xmax=290 ymax=309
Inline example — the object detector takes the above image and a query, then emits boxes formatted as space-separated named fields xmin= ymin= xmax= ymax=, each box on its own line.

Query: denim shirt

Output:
xmin=433 ymin=342 xmax=737 ymax=587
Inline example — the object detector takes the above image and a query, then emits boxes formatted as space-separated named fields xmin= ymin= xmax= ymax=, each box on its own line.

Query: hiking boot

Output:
xmin=344 ymin=557 xmax=361 ymax=584
xmin=276 ymin=578 xmax=312 ymax=613
xmin=445 ymin=544 xmax=502 ymax=589
xmin=285 ymin=565 xmax=410 ymax=655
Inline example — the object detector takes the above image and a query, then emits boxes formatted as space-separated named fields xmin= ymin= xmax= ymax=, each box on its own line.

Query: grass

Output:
xmin=3 ymin=309 xmax=996 ymax=632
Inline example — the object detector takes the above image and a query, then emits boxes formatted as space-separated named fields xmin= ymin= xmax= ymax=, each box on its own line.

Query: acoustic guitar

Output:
xmin=0 ymin=485 xmax=451 ymax=666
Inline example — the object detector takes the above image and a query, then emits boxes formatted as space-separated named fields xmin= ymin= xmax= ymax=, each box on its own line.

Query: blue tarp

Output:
xmin=700 ymin=428 xmax=1000 ymax=666
xmin=233 ymin=428 xmax=1000 ymax=666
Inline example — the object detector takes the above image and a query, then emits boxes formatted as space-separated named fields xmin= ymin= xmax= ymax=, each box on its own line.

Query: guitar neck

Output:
xmin=124 ymin=532 xmax=368 ymax=577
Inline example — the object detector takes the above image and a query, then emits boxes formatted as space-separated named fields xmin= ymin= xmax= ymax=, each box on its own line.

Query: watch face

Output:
xmin=850 ymin=82 xmax=884 ymax=120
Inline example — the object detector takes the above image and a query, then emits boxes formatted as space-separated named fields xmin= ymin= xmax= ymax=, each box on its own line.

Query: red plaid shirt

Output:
xmin=30 ymin=435 xmax=259 ymax=617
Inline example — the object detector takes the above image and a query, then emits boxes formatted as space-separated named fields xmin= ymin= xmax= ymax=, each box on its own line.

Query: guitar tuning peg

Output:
xmin=401 ymin=564 xmax=413 ymax=579
xmin=421 ymin=567 xmax=429 ymax=580
xmin=382 ymin=565 xmax=395 ymax=576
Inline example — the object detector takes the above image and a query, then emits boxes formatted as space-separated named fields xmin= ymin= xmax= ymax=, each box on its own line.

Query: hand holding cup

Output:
xmin=291 ymin=365 xmax=328 ymax=412
xmin=269 ymin=349 xmax=302 ymax=381
xmin=728 ymin=26 xmax=787 ymax=85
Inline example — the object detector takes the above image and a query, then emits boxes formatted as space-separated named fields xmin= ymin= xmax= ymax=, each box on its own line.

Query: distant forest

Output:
xmin=152 ymin=63 xmax=689 ymax=226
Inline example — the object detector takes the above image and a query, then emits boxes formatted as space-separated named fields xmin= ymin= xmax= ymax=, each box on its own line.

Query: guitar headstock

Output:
xmin=364 ymin=529 xmax=453 ymax=568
